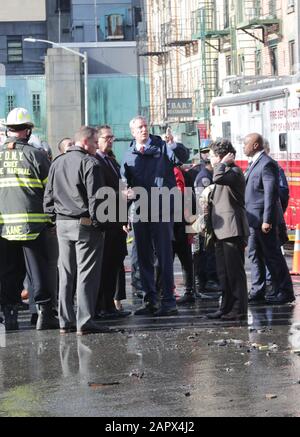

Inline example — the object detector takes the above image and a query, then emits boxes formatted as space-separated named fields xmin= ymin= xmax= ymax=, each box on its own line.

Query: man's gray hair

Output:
xmin=129 ymin=115 xmax=147 ymax=130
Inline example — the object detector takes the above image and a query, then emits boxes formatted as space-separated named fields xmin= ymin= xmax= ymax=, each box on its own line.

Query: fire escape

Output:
xmin=137 ymin=23 xmax=168 ymax=124
xmin=192 ymin=0 xmax=230 ymax=124
xmin=161 ymin=16 xmax=196 ymax=131
xmin=236 ymin=0 xmax=281 ymax=44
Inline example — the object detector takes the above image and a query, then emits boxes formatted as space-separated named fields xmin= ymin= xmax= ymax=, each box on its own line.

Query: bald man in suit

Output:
xmin=244 ymin=133 xmax=294 ymax=305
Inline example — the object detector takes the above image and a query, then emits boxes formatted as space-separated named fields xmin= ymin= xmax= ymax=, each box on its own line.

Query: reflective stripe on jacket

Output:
xmin=0 ymin=138 xmax=51 ymax=240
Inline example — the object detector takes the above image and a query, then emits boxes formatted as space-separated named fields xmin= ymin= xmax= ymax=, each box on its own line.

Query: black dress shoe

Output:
xmin=96 ymin=309 xmax=131 ymax=319
xmin=134 ymin=303 xmax=158 ymax=316
xmin=77 ymin=323 xmax=112 ymax=336
xmin=177 ymin=293 xmax=195 ymax=305
xmin=206 ymin=310 xmax=224 ymax=319
xmin=265 ymin=292 xmax=295 ymax=305
xmin=197 ymin=292 xmax=221 ymax=300
xmin=60 ymin=326 xmax=77 ymax=335
xmin=248 ymin=294 xmax=266 ymax=305
xmin=116 ymin=309 xmax=131 ymax=318
xmin=132 ymin=288 xmax=144 ymax=299
xmin=3 ymin=305 xmax=19 ymax=331
xmin=221 ymin=312 xmax=248 ymax=321
xmin=153 ymin=307 xmax=178 ymax=317
xmin=204 ymin=280 xmax=221 ymax=293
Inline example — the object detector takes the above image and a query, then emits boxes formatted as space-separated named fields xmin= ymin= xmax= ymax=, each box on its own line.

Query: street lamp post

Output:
xmin=24 ymin=38 xmax=88 ymax=125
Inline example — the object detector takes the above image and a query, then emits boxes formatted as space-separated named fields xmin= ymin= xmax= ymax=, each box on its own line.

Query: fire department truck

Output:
xmin=211 ymin=77 xmax=300 ymax=233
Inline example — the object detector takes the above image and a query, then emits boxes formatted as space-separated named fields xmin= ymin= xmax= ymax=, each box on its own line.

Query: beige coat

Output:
xmin=211 ymin=163 xmax=249 ymax=241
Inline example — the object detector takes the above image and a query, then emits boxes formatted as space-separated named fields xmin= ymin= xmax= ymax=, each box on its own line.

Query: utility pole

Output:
xmin=94 ymin=0 xmax=98 ymax=42
xmin=133 ymin=6 xmax=142 ymax=114
xmin=58 ymin=7 xmax=61 ymax=43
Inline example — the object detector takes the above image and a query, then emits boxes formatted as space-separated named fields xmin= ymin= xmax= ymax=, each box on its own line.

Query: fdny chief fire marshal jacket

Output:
xmin=0 ymin=137 xmax=51 ymax=241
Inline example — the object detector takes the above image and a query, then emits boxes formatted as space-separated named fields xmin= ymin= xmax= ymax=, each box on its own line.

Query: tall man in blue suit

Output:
xmin=244 ymin=133 xmax=294 ymax=304
xmin=122 ymin=116 xmax=190 ymax=316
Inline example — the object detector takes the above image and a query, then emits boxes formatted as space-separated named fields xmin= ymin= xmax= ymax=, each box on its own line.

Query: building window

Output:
xmin=157 ymin=54 xmax=164 ymax=65
xmin=224 ymin=0 xmax=230 ymax=28
xmin=226 ymin=55 xmax=232 ymax=75
xmin=6 ymin=94 xmax=15 ymax=114
xmin=270 ymin=45 xmax=278 ymax=75
xmin=105 ymin=14 xmax=124 ymax=40
xmin=7 ymin=37 xmax=23 ymax=63
xmin=213 ymin=58 xmax=219 ymax=92
xmin=222 ymin=121 xmax=231 ymax=141
xmin=287 ymin=0 xmax=295 ymax=12
xmin=255 ymin=49 xmax=262 ymax=75
xmin=269 ymin=0 xmax=277 ymax=17
xmin=192 ymin=41 xmax=198 ymax=55
xmin=289 ymin=40 xmax=296 ymax=74
xmin=134 ymin=7 xmax=142 ymax=26
xmin=237 ymin=1 xmax=244 ymax=23
xmin=56 ymin=0 xmax=70 ymax=13
xmin=32 ymin=93 xmax=41 ymax=127
xmin=185 ymin=44 xmax=191 ymax=57
xmin=238 ymin=54 xmax=245 ymax=75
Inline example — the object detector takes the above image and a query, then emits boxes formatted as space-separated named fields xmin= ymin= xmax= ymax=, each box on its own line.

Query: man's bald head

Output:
xmin=243 ymin=133 xmax=264 ymax=157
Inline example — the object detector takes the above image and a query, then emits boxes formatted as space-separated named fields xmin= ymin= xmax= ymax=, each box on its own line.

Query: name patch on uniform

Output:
xmin=0 ymin=150 xmax=31 ymax=176
xmin=5 ymin=225 xmax=23 ymax=236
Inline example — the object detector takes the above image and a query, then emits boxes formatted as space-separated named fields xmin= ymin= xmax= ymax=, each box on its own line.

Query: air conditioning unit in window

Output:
xmin=223 ymin=77 xmax=241 ymax=94
xmin=185 ymin=122 xmax=196 ymax=136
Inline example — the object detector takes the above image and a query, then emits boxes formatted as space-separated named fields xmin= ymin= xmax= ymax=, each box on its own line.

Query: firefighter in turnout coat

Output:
xmin=0 ymin=108 xmax=58 ymax=331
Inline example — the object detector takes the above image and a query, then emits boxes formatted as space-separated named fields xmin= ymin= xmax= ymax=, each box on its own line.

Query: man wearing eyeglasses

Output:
xmin=95 ymin=125 xmax=130 ymax=319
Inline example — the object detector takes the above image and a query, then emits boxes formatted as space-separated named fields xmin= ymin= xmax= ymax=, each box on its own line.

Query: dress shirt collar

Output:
xmin=97 ymin=150 xmax=108 ymax=159
xmin=135 ymin=137 xmax=151 ymax=152
xmin=251 ymin=150 xmax=264 ymax=165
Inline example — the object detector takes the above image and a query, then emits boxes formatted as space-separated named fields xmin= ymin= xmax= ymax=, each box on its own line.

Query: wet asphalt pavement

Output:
xmin=0 ymin=253 xmax=300 ymax=417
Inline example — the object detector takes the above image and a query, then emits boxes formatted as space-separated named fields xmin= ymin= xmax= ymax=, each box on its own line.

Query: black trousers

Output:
xmin=215 ymin=237 xmax=248 ymax=315
xmin=97 ymin=228 xmax=127 ymax=312
xmin=133 ymin=221 xmax=176 ymax=309
xmin=248 ymin=226 xmax=294 ymax=298
xmin=114 ymin=263 xmax=126 ymax=301
xmin=193 ymin=234 xmax=218 ymax=289
xmin=0 ymin=229 xmax=52 ymax=307
xmin=172 ymin=235 xmax=193 ymax=293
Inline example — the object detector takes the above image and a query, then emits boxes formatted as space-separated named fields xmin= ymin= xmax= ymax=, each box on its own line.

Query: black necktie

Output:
xmin=104 ymin=156 xmax=119 ymax=177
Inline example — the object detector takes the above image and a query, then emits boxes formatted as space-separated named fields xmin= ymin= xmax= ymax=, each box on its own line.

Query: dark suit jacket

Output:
xmin=95 ymin=153 xmax=127 ymax=232
xmin=95 ymin=153 xmax=121 ymax=191
xmin=245 ymin=152 xmax=280 ymax=228
xmin=211 ymin=163 xmax=249 ymax=240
